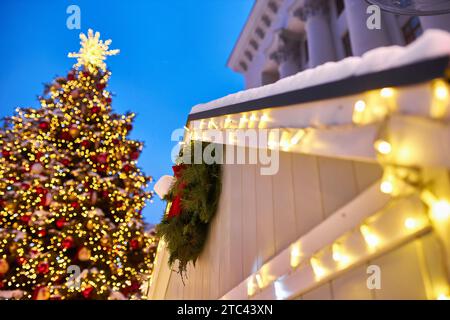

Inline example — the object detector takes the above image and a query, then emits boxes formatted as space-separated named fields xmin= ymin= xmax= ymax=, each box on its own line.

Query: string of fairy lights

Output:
xmin=171 ymin=76 xmax=450 ymax=300
xmin=0 ymin=30 xmax=157 ymax=300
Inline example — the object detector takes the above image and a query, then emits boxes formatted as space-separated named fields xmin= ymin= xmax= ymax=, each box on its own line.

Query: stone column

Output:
xmin=344 ymin=0 xmax=392 ymax=56
xmin=270 ymin=29 xmax=302 ymax=78
xmin=420 ymin=14 xmax=450 ymax=33
xmin=295 ymin=0 xmax=336 ymax=68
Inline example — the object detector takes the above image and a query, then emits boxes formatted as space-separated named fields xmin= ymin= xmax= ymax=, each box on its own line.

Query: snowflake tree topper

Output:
xmin=68 ymin=29 xmax=119 ymax=73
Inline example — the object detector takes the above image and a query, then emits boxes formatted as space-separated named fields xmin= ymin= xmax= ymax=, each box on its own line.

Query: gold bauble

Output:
xmin=0 ymin=259 xmax=9 ymax=274
xmin=86 ymin=220 xmax=94 ymax=230
xmin=100 ymin=235 xmax=110 ymax=246
xmin=78 ymin=247 xmax=91 ymax=261
xmin=9 ymin=243 xmax=18 ymax=253
xmin=35 ymin=286 xmax=50 ymax=300
xmin=69 ymin=127 xmax=80 ymax=138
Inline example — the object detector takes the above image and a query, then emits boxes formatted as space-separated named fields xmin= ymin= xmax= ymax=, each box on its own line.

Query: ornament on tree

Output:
xmin=0 ymin=259 xmax=9 ymax=275
xmin=36 ymin=261 xmax=49 ymax=274
xmin=129 ymin=239 xmax=140 ymax=250
xmin=91 ymin=105 xmax=101 ymax=114
xmin=38 ymin=121 xmax=50 ymax=131
xmin=62 ymin=236 xmax=74 ymax=249
xmin=77 ymin=247 xmax=91 ymax=261
xmin=86 ymin=220 xmax=94 ymax=230
xmin=70 ymin=89 xmax=80 ymax=99
xmin=67 ymin=71 xmax=76 ymax=81
xmin=82 ymin=286 xmax=94 ymax=299
xmin=32 ymin=286 xmax=50 ymax=300
xmin=30 ymin=163 xmax=44 ymax=175
xmin=37 ymin=229 xmax=47 ymax=238
xmin=69 ymin=125 xmax=80 ymax=139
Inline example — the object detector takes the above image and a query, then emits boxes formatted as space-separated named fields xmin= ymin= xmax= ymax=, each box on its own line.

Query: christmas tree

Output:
xmin=0 ymin=30 xmax=157 ymax=300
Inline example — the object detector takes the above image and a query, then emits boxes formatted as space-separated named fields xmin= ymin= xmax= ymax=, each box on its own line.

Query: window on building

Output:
xmin=304 ymin=39 xmax=309 ymax=63
xmin=336 ymin=0 xmax=345 ymax=16
xmin=402 ymin=17 xmax=423 ymax=45
xmin=342 ymin=32 xmax=353 ymax=57
xmin=262 ymin=70 xmax=280 ymax=86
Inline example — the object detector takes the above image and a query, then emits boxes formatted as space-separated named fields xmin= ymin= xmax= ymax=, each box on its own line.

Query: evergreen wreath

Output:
xmin=156 ymin=141 xmax=222 ymax=277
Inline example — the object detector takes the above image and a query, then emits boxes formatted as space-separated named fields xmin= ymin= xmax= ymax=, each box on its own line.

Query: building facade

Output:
xmin=228 ymin=0 xmax=450 ymax=89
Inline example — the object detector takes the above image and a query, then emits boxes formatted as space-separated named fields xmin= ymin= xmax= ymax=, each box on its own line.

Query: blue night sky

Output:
xmin=0 ymin=0 xmax=253 ymax=224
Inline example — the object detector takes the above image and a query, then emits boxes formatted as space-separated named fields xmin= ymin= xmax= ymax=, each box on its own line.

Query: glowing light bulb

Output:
xmin=290 ymin=130 xmax=305 ymax=145
xmin=431 ymin=200 xmax=450 ymax=221
xmin=404 ymin=217 xmax=417 ymax=230
xmin=380 ymin=180 xmax=394 ymax=194
xmin=290 ymin=244 xmax=301 ymax=268
xmin=255 ymin=273 xmax=264 ymax=289
xmin=247 ymin=277 xmax=257 ymax=296
xmin=435 ymin=82 xmax=449 ymax=101
xmin=380 ymin=88 xmax=395 ymax=98
xmin=360 ymin=225 xmax=380 ymax=249
xmin=354 ymin=100 xmax=366 ymax=113
xmin=224 ymin=117 xmax=232 ymax=129
xmin=310 ymin=257 xmax=326 ymax=279
xmin=375 ymin=140 xmax=392 ymax=155
xmin=332 ymin=243 xmax=350 ymax=265
xmin=437 ymin=293 xmax=450 ymax=300
xmin=250 ymin=113 xmax=258 ymax=122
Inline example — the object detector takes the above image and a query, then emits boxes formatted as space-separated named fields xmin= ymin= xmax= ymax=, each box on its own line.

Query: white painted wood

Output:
xmin=331 ymin=263 xmax=374 ymax=300
xmin=272 ymin=152 xmax=297 ymax=252
xmin=292 ymin=154 xmax=325 ymax=236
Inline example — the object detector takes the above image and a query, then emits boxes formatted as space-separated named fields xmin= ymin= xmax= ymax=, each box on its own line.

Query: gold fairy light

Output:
xmin=68 ymin=29 xmax=119 ymax=72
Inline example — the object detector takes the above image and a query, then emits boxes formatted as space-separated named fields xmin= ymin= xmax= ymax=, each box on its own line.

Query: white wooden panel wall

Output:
xmin=295 ymin=233 xmax=448 ymax=300
xmin=161 ymin=150 xmax=383 ymax=299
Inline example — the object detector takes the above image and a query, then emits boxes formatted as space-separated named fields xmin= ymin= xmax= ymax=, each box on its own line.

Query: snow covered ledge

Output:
xmin=190 ymin=29 xmax=450 ymax=117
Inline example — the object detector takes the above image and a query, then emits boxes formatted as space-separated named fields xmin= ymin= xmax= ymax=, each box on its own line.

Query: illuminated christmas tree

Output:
xmin=0 ymin=30 xmax=157 ymax=300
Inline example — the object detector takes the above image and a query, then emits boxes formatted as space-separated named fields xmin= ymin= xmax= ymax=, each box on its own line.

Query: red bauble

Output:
xmin=21 ymin=183 xmax=30 ymax=191
xmin=38 ymin=229 xmax=47 ymax=237
xmin=60 ymin=158 xmax=71 ymax=166
xmin=20 ymin=214 xmax=31 ymax=224
xmin=1 ymin=149 xmax=11 ymax=158
xmin=67 ymin=72 xmax=75 ymax=81
xmin=96 ymin=153 xmax=108 ymax=164
xmin=81 ymin=140 xmax=91 ymax=148
xmin=91 ymin=105 xmax=101 ymax=114
xmin=130 ymin=151 xmax=140 ymax=160
xmin=36 ymin=261 xmax=49 ymax=274
xmin=96 ymin=83 xmax=105 ymax=91
xmin=82 ymin=286 xmax=94 ymax=299
xmin=130 ymin=239 xmax=140 ymax=250
xmin=105 ymin=97 xmax=112 ymax=104
xmin=125 ymin=124 xmax=133 ymax=132
xmin=71 ymin=201 xmax=80 ymax=209
xmin=35 ymin=152 xmax=44 ymax=162
xmin=56 ymin=218 xmax=66 ymax=229
xmin=122 ymin=164 xmax=132 ymax=173
xmin=59 ymin=131 xmax=73 ymax=141
xmin=62 ymin=236 xmax=74 ymax=249
xmin=112 ymin=139 xmax=120 ymax=145
xmin=39 ymin=121 xmax=49 ymax=131
xmin=83 ymin=71 xmax=90 ymax=78
xmin=35 ymin=186 xmax=47 ymax=195
xmin=101 ymin=190 xmax=109 ymax=198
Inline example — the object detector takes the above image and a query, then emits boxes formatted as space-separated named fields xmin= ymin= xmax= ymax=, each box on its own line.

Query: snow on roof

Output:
xmin=191 ymin=29 xmax=450 ymax=115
